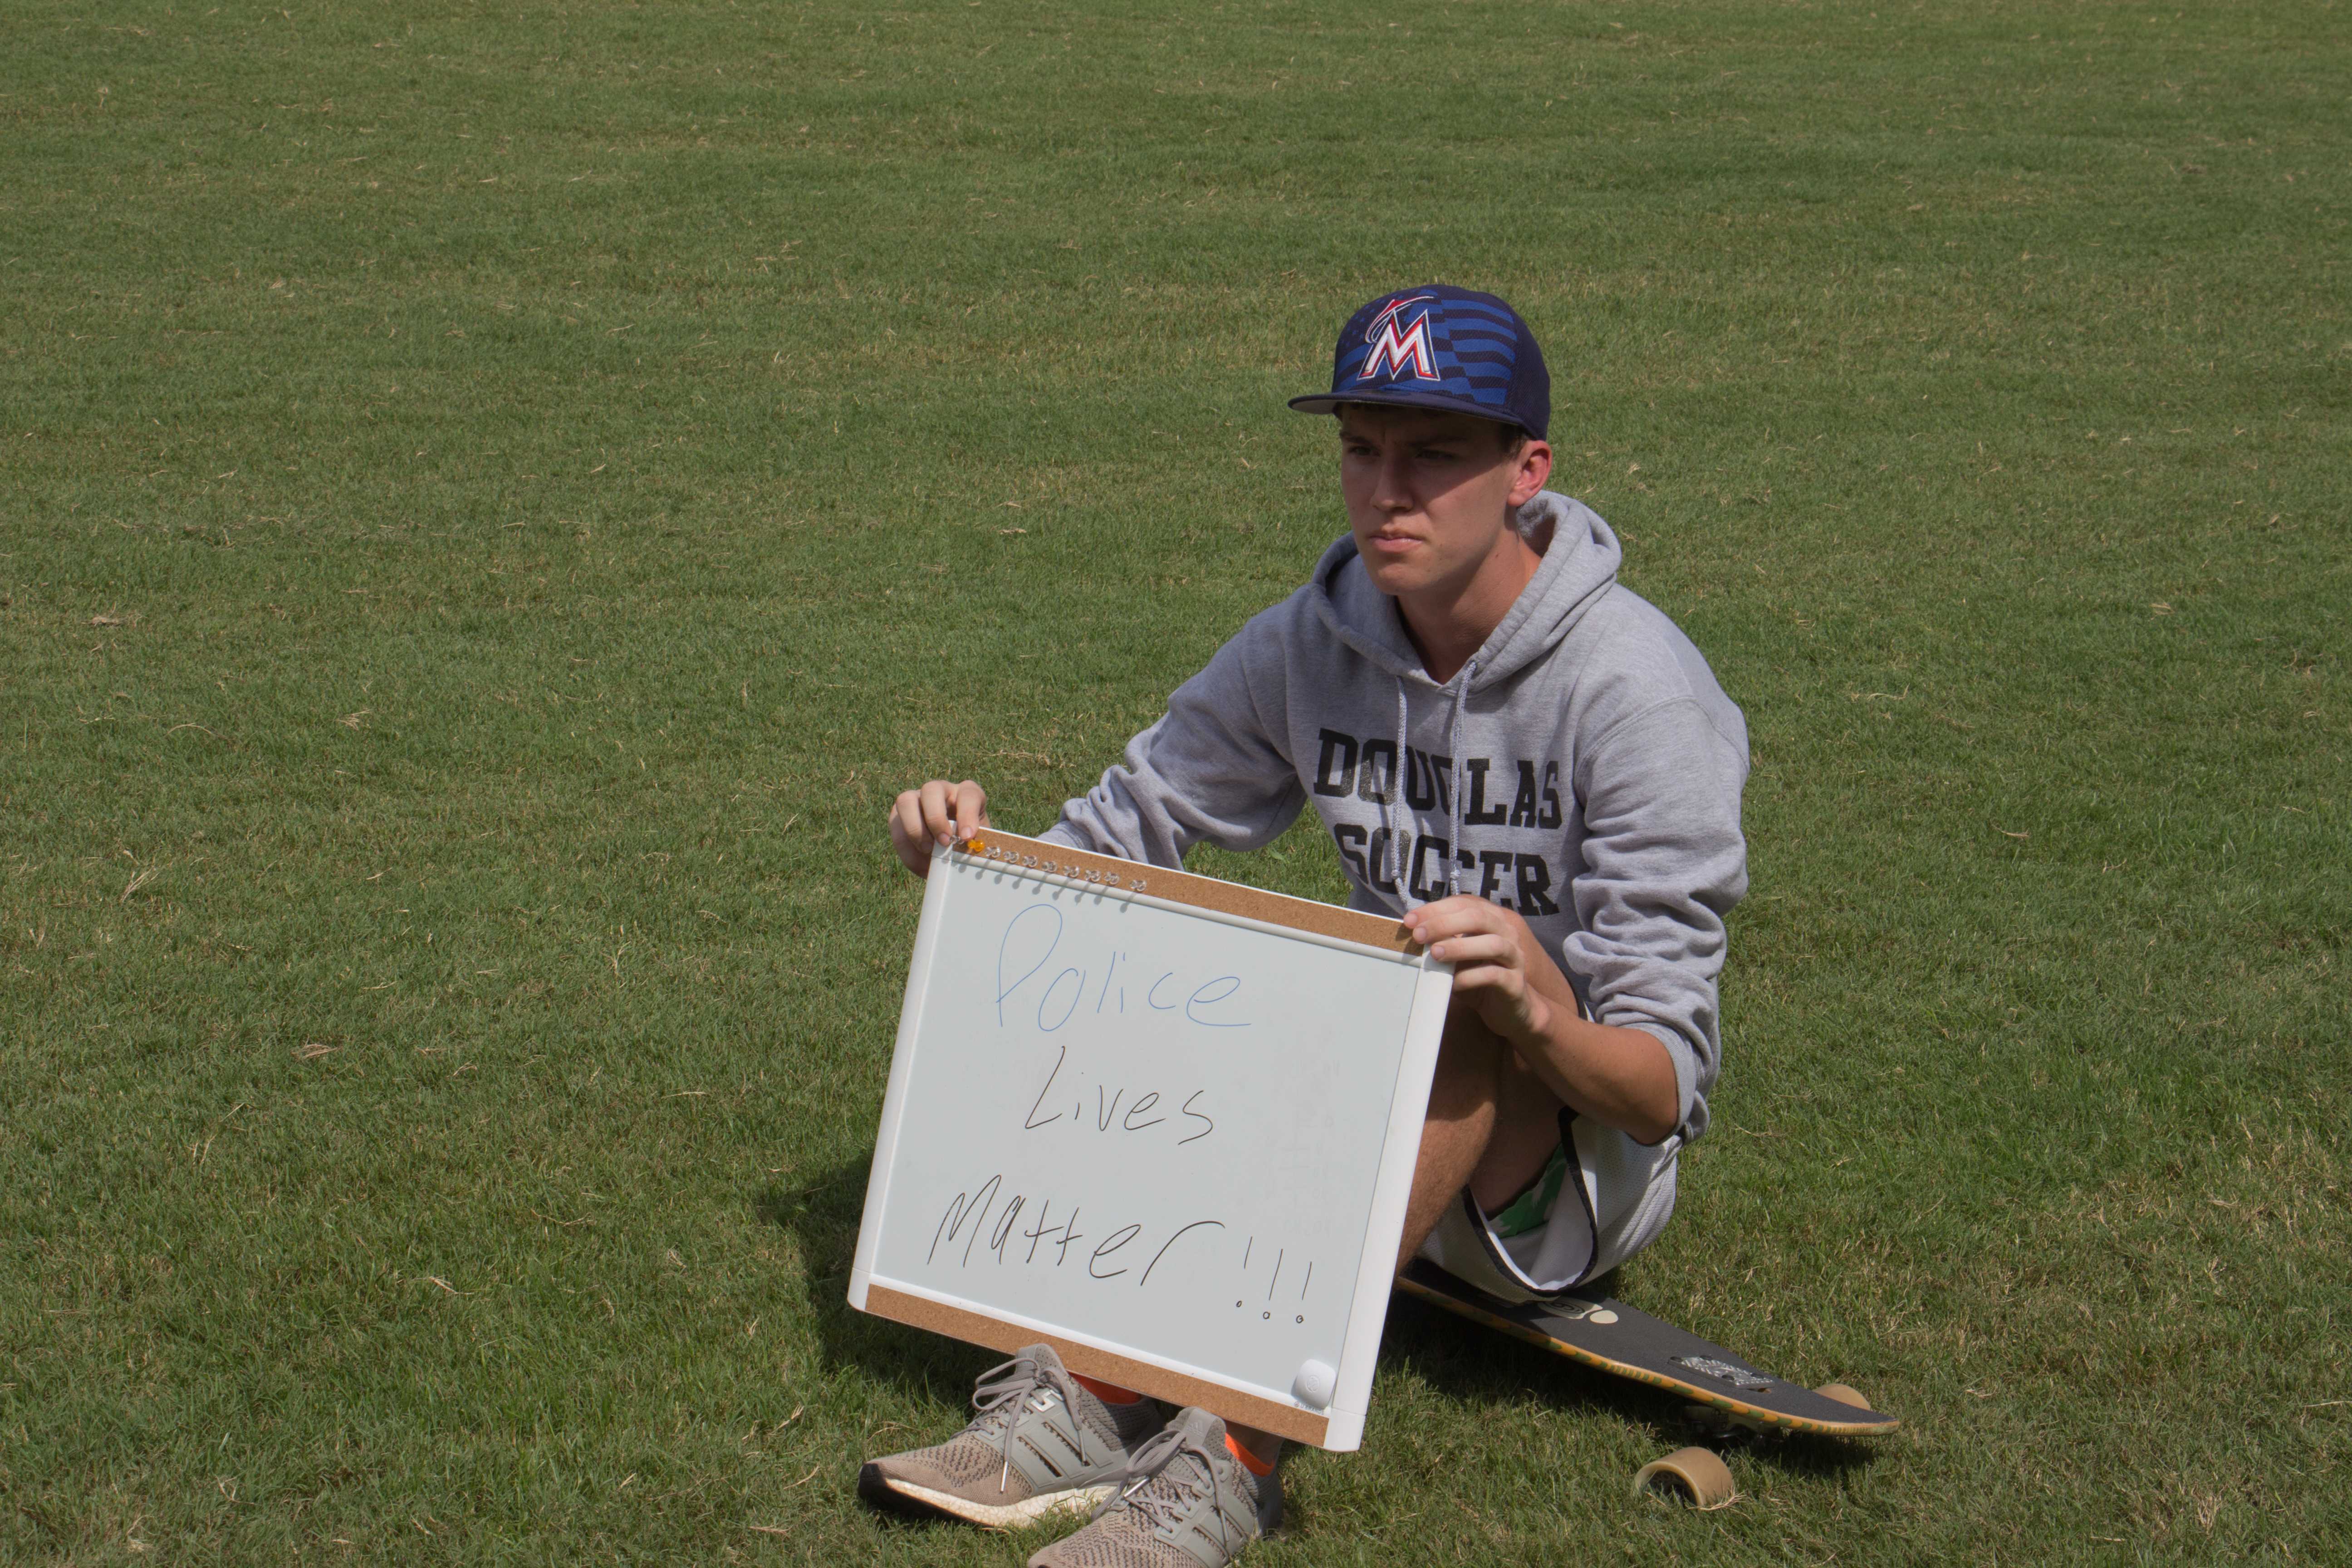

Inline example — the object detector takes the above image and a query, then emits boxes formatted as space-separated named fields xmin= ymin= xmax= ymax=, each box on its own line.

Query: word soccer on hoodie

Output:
xmin=1042 ymin=491 xmax=1749 ymax=1294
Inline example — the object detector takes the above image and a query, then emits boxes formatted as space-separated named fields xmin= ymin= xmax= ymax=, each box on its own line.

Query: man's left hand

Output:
xmin=1401 ymin=896 xmax=1573 ymax=1050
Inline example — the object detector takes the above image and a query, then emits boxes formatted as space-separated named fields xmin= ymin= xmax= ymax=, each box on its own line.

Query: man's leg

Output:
xmin=1396 ymin=1000 xmax=1568 ymax=1271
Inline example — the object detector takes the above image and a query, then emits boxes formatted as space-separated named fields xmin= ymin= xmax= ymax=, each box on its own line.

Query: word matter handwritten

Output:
xmin=928 ymin=1174 xmax=1229 ymax=1288
xmin=925 ymin=1176 xmax=1321 ymax=1329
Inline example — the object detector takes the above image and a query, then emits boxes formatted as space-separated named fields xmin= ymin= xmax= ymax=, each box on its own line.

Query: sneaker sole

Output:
xmin=858 ymin=1467 xmax=1113 ymax=1529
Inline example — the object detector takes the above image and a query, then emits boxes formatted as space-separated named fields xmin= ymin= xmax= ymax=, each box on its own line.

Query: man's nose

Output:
xmin=1370 ymin=449 xmax=1416 ymax=510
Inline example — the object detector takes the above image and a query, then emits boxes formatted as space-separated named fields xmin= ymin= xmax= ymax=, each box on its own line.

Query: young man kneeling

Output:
xmin=864 ymin=286 xmax=1749 ymax=1565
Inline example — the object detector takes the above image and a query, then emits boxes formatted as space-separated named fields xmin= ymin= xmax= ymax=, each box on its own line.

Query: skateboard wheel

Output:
xmin=1632 ymin=1446 xmax=1736 ymax=1510
xmin=1813 ymin=1382 xmax=1870 ymax=1411
xmin=1680 ymin=1403 xmax=1751 ymax=1440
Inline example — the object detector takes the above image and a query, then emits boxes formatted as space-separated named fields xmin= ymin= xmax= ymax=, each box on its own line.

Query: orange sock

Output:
xmin=1224 ymin=1433 xmax=1276 ymax=1476
xmin=1073 ymin=1373 xmax=1142 ymax=1406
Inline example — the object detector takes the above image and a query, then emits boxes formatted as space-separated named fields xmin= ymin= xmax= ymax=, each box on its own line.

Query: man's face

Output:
xmin=1337 ymin=405 xmax=1553 ymax=601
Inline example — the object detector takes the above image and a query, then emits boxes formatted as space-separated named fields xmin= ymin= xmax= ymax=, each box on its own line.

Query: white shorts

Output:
xmin=1414 ymin=1113 xmax=1683 ymax=1304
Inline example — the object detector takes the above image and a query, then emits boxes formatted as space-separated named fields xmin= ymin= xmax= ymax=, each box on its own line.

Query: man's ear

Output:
xmin=1508 ymin=440 xmax=1553 ymax=507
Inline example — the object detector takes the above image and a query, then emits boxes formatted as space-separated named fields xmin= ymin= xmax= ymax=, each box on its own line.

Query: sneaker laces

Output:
xmin=1097 ymin=1425 xmax=1237 ymax=1551
xmin=968 ymin=1351 xmax=1091 ymax=1494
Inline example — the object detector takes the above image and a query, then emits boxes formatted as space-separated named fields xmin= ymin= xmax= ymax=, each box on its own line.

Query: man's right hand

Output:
xmin=888 ymin=779 xmax=990 ymax=878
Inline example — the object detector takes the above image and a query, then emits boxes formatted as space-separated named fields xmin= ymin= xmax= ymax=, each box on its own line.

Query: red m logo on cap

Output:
xmin=1358 ymin=296 xmax=1440 ymax=382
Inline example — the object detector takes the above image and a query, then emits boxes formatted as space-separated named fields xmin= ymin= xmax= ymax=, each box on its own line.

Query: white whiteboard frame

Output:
xmin=848 ymin=829 xmax=1454 ymax=1451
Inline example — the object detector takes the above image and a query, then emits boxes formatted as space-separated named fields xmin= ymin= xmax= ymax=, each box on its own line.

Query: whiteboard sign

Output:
xmin=848 ymin=830 xmax=1452 ymax=1450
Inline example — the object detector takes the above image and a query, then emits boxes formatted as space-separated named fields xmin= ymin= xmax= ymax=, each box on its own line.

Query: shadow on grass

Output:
xmin=760 ymin=1167 xmax=1878 ymax=1487
xmin=759 ymin=1159 xmax=998 ymax=1406
xmin=1380 ymin=1284 xmax=1883 ymax=1485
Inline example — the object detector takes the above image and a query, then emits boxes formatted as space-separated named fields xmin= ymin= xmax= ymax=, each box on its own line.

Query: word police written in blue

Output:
xmin=994 ymin=902 xmax=1251 ymax=1032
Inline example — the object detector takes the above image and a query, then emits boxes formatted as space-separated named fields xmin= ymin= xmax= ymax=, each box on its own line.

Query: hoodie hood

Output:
xmin=1308 ymin=491 xmax=1626 ymax=691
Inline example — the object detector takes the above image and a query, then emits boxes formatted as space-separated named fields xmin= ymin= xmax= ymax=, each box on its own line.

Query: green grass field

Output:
xmin=4 ymin=0 xmax=2347 ymax=1561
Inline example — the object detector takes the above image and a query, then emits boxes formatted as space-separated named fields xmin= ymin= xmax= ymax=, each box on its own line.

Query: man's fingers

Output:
xmin=917 ymin=779 xmax=960 ymax=845
xmin=889 ymin=789 xmax=933 ymax=878
xmin=952 ymin=779 xmax=989 ymax=839
xmin=1428 ymin=932 xmax=1523 ymax=970
xmin=887 ymin=778 xmax=993 ymax=880
xmin=891 ymin=789 xmax=926 ymax=847
xmin=1408 ymin=905 xmax=1515 ymax=947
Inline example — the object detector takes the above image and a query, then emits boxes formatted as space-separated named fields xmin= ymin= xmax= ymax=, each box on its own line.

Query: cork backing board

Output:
xmin=848 ymin=830 xmax=1454 ymax=1452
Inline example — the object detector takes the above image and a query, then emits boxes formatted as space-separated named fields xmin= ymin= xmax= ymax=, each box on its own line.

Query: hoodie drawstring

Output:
xmin=1390 ymin=658 xmax=1480 ymax=908
xmin=1384 ymin=682 xmax=1408 ymax=895
xmin=1444 ymin=659 xmax=1478 ymax=899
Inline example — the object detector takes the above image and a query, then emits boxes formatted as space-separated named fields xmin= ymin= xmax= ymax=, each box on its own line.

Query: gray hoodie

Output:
xmin=1042 ymin=491 xmax=1749 ymax=1284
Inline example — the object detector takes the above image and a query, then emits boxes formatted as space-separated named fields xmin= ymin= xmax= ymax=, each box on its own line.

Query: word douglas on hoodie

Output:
xmin=1311 ymin=728 xmax=1564 ymax=914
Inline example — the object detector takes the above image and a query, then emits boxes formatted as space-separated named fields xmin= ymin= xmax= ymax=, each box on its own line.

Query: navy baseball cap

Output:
xmin=1289 ymin=284 xmax=1549 ymax=441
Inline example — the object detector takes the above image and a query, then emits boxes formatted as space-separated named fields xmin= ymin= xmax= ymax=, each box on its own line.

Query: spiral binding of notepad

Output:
xmin=953 ymin=837 xmax=1151 ymax=895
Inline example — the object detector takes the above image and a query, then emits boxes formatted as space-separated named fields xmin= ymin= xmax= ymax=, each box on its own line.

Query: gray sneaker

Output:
xmin=858 ymin=1344 xmax=1167 ymax=1528
xmin=1027 ymin=1407 xmax=1282 ymax=1568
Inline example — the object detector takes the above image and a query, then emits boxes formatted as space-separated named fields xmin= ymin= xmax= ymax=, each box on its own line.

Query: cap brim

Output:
xmin=1286 ymin=387 xmax=1530 ymax=433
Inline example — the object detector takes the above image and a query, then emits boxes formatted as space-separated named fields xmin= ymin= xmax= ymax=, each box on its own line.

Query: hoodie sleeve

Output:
xmin=1561 ymin=695 xmax=1749 ymax=1145
xmin=1040 ymin=612 xmax=1306 ymax=868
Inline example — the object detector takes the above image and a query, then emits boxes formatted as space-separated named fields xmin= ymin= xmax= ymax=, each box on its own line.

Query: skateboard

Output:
xmin=1395 ymin=1259 xmax=1897 ymax=1508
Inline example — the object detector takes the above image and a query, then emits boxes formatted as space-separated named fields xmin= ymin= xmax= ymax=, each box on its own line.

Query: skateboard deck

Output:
xmin=1395 ymin=1260 xmax=1898 ymax=1437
